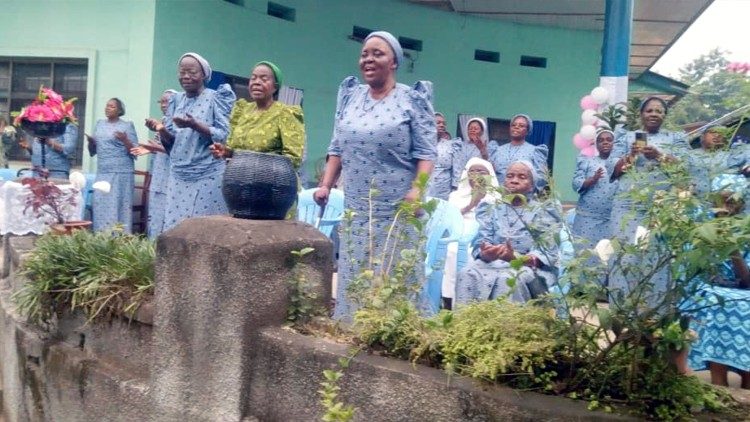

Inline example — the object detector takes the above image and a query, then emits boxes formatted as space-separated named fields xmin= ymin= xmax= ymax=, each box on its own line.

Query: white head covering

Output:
xmin=465 ymin=117 xmax=489 ymax=145
xmin=449 ymin=157 xmax=500 ymax=213
xmin=178 ymin=52 xmax=212 ymax=81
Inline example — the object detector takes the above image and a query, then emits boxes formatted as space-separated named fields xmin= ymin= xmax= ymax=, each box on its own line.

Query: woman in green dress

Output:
xmin=210 ymin=61 xmax=305 ymax=167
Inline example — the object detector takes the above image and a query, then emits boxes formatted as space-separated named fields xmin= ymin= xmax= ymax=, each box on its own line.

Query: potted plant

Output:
xmin=21 ymin=169 xmax=91 ymax=235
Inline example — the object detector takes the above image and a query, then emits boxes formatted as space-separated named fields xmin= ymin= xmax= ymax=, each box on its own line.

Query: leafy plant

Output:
xmin=319 ymin=353 xmax=357 ymax=422
xmin=13 ymin=228 xmax=155 ymax=323
xmin=287 ymin=247 xmax=326 ymax=324
xmin=21 ymin=176 xmax=78 ymax=224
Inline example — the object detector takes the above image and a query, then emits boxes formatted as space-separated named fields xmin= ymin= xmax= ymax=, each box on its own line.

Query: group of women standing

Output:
xmin=82 ymin=53 xmax=304 ymax=237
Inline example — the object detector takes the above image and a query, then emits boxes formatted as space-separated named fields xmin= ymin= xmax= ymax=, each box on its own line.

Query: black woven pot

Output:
xmin=21 ymin=120 xmax=67 ymax=138
xmin=222 ymin=151 xmax=297 ymax=220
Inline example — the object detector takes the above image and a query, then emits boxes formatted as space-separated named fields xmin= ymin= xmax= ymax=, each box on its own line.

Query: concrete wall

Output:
xmin=150 ymin=0 xmax=601 ymax=199
xmin=0 ymin=0 xmax=157 ymax=173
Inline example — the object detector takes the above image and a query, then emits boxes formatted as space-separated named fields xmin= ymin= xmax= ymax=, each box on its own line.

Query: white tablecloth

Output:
xmin=0 ymin=181 xmax=84 ymax=235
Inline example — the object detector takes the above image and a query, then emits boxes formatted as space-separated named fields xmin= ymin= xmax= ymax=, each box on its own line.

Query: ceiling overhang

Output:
xmin=407 ymin=0 xmax=713 ymax=78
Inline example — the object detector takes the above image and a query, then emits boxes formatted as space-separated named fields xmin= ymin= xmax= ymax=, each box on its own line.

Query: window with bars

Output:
xmin=0 ymin=58 xmax=88 ymax=166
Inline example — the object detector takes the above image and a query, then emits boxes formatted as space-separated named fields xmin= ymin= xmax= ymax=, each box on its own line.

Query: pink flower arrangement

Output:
xmin=12 ymin=86 xmax=77 ymax=126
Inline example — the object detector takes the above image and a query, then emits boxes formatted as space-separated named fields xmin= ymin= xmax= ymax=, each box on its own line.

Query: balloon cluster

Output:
xmin=726 ymin=62 xmax=750 ymax=74
xmin=574 ymin=86 xmax=611 ymax=157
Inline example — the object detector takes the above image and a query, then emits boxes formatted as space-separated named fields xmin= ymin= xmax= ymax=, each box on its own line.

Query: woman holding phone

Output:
xmin=607 ymin=96 xmax=687 ymax=304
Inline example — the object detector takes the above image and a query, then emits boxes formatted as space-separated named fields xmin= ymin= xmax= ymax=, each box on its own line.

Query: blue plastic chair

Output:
xmin=296 ymin=187 xmax=345 ymax=239
xmin=80 ymin=173 xmax=97 ymax=220
xmin=455 ymin=219 xmax=479 ymax=274
xmin=0 ymin=168 xmax=16 ymax=182
xmin=423 ymin=198 xmax=464 ymax=313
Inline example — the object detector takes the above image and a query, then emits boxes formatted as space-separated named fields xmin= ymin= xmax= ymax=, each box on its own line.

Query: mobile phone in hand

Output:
xmin=635 ymin=132 xmax=647 ymax=148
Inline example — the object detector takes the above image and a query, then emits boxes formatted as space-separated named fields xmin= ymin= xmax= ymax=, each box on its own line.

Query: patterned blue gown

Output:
xmin=162 ymin=84 xmax=236 ymax=231
xmin=31 ymin=123 xmax=78 ymax=179
xmin=455 ymin=199 xmax=560 ymax=305
xmin=147 ymin=134 xmax=170 ymax=239
xmin=91 ymin=119 xmax=137 ymax=233
xmin=571 ymin=154 xmax=618 ymax=250
xmin=426 ymin=138 xmax=461 ymax=200
xmin=688 ymin=250 xmax=750 ymax=374
xmin=727 ymin=144 xmax=750 ymax=214
xmin=686 ymin=148 xmax=732 ymax=197
xmin=327 ymin=76 xmax=437 ymax=321
xmin=608 ymin=129 xmax=688 ymax=306
xmin=489 ymin=141 xmax=548 ymax=190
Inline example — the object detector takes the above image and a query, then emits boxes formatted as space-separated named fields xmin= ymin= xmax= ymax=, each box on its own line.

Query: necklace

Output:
xmin=362 ymin=85 xmax=395 ymax=112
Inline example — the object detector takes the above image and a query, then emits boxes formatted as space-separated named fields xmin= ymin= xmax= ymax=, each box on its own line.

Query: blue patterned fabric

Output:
xmin=689 ymin=284 xmax=750 ymax=373
xmin=426 ymin=137 xmax=461 ymax=199
xmin=686 ymin=148 xmax=732 ymax=197
xmin=608 ymin=129 xmax=688 ymax=305
xmin=162 ymin=84 xmax=235 ymax=231
xmin=571 ymin=155 xmax=618 ymax=250
xmin=91 ymin=119 xmax=137 ymax=233
xmin=147 ymin=145 xmax=170 ymax=239
xmin=30 ymin=123 xmax=78 ymax=178
xmin=454 ymin=199 xmax=560 ymax=305
xmin=489 ymin=141 xmax=548 ymax=190
xmin=327 ymin=76 xmax=437 ymax=321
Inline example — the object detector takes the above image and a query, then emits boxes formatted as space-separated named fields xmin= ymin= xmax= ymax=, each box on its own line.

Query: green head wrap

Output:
xmin=254 ymin=61 xmax=283 ymax=90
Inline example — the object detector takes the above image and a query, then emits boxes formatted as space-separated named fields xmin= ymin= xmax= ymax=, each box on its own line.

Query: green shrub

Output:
xmin=13 ymin=229 xmax=155 ymax=323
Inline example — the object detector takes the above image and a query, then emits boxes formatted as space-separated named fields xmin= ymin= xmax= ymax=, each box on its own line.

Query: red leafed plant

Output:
xmin=21 ymin=175 xmax=78 ymax=225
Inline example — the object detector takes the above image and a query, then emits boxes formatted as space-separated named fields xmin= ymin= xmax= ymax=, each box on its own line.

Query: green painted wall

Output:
xmin=0 ymin=0 xmax=156 ymax=173
xmin=151 ymin=0 xmax=602 ymax=200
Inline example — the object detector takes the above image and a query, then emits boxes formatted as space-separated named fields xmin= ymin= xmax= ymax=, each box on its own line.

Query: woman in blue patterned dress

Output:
xmin=314 ymin=31 xmax=437 ymax=321
xmin=454 ymin=161 xmax=560 ymax=305
xmin=86 ymin=98 xmax=137 ymax=233
xmin=489 ymin=114 xmax=548 ymax=191
xmin=145 ymin=52 xmax=236 ymax=231
xmin=571 ymin=130 xmax=618 ymax=255
xmin=21 ymin=123 xmax=78 ymax=179
xmin=426 ymin=112 xmax=461 ymax=200
xmin=608 ymin=97 xmax=688 ymax=305
xmin=132 ymin=89 xmax=176 ymax=238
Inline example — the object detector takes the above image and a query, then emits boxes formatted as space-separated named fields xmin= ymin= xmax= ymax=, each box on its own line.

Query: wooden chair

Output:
xmin=132 ymin=170 xmax=151 ymax=234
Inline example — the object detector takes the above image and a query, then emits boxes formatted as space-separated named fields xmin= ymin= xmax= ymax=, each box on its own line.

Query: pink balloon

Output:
xmin=581 ymin=145 xmax=597 ymax=157
xmin=580 ymin=95 xmax=598 ymax=110
xmin=573 ymin=133 xmax=590 ymax=149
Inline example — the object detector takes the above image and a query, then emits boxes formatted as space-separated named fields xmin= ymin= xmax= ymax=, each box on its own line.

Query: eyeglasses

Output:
xmin=178 ymin=70 xmax=202 ymax=78
xmin=505 ymin=172 xmax=529 ymax=180
xmin=510 ymin=123 xmax=528 ymax=129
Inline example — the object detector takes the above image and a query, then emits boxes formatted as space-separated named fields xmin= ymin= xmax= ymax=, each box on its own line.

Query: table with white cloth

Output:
xmin=0 ymin=181 xmax=84 ymax=235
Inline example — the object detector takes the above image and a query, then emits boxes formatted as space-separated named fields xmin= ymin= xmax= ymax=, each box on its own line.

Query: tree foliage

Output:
xmin=667 ymin=48 xmax=750 ymax=127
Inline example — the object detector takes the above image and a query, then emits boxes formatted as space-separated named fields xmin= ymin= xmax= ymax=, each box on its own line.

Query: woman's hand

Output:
xmin=642 ymin=145 xmax=662 ymax=161
xmin=145 ymin=118 xmax=164 ymax=132
xmin=479 ymin=241 xmax=513 ymax=263
xmin=114 ymin=131 xmax=128 ymax=143
xmin=173 ymin=114 xmax=196 ymax=129
xmin=582 ymin=167 xmax=605 ymax=189
xmin=313 ymin=186 xmax=330 ymax=207
xmin=130 ymin=146 xmax=151 ymax=156
xmin=18 ymin=137 xmax=29 ymax=151
xmin=209 ymin=142 xmax=230 ymax=159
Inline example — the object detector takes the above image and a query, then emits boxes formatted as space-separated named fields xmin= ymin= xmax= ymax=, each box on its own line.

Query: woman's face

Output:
xmin=467 ymin=164 xmax=490 ymax=190
xmin=159 ymin=93 xmax=171 ymax=114
xmin=435 ymin=115 xmax=447 ymax=136
xmin=248 ymin=65 xmax=277 ymax=102
xmin=509 ymin=117 xmax=529 ymax=141
xmin=468 ymin=121 xmax=483 ymax=142
xmin=640 ymin=99 xmax=666 ymax=132
xmin=104 ymin=100 xmax=119 ymax=119
xmin=178 ymin=57 xmax=205 ymax=94
xmin=359 ymin=37 xmax=396 ymax=86
xmin=504 ymin=163 xmax=533 ymax=194
xmin=596 ymin=132 xmax=614 ymax=155
xmin=700 ymin=129 xmax=726 ymax=150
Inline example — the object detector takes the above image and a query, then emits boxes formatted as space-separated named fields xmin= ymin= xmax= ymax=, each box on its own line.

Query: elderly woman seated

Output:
xmin=454 ymin=160 xmax=560 ymax=305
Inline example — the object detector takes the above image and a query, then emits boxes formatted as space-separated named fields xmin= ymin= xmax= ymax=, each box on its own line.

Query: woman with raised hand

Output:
xmin=86 ymin=98 xmax=137 ymax=233
xmin=210 ymin=61 xmax=305 ymax=168
xmin=145 ymin=52 xmax=236 ymax=231
xmin=314 ymin=30 xmax=437 ymax=321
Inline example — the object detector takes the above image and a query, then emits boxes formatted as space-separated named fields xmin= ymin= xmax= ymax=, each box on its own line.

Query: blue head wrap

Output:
xmin=365 ymin=31 xmax=404 ymax=68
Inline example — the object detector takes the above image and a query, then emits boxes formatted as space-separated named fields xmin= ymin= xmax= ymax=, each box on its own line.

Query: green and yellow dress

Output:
xmin=226 ymin=99 xmax=305 ymax=168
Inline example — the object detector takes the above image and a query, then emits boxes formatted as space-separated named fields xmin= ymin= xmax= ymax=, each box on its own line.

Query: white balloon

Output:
xmin=581 ymin=109 xmax=598 ymax=125
xmin=579 ymin=124 xmax=597 ymax=140
xmin=591 ymin=86 xmax=609 ymax=104
xmin=68 ymin=171 xmax=86 ymax=190
xmin=92 ymin=181 xmax=111 ymax=194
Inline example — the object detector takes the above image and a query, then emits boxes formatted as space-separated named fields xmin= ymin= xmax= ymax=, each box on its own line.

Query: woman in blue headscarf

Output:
xmin=145 ymin=52 xmax=236 ymax=231
xmin=489 ymin=114 xmax=548 ymax=191
xmin=314 ymin=30 xmax=437 ymax=321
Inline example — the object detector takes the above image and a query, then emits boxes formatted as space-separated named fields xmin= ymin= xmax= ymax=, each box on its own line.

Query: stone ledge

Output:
xmin=248 ymin=326 xmax=635 ymax=421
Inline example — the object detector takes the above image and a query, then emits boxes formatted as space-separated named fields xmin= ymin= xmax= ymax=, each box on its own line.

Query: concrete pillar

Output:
xmin=600 ymin=0 xmax=634 ymax=104
xmin=150 ymin=216 xmax=332 ymax=421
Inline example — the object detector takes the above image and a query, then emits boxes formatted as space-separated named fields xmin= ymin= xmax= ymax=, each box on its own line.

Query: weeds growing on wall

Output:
xmin=13 ymin=228 xmax=155 ymax=324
